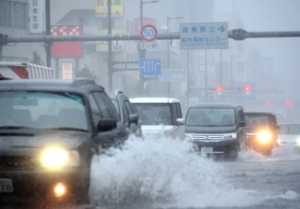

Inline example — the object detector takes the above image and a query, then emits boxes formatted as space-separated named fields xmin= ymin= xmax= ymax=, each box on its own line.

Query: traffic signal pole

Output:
xmin=45 ymin=0 xmax=51 ymax=68
xmin=107 ymin=0 xmax=113 ymax=92
xmin=2 ymin=28 xmax=300 ymax=91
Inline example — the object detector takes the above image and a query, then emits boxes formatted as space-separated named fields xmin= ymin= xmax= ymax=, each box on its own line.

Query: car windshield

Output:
xmin=279 ymin=124 xmax=300 ymax=135
xmin=0 ymin=91 xmax=88 ymax=131
xmin=111 ymin=98 xmax=119 ymax=114
xmin=275 ymin=113 xmax=292 ymax=124
xmin=133 ymin=103 xmax=172 ymax=125
xmin=186 ymin=108 xmax=235 ymax=126
xmin=245 ymin=114 xmax=272 ymax=129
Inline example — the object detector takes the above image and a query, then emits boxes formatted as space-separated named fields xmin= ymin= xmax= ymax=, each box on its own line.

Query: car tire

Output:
xmin=226 ymin=143 xmax=239 ymax=161
xmin=264 ymin=148 xmax=272 ymax=156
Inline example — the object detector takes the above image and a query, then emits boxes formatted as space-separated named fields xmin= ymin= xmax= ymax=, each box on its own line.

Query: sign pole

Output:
xmin=107 ymin=0 xmax=113 ymax=92
xmin=45 ymin=0 xmax=51 ymax=68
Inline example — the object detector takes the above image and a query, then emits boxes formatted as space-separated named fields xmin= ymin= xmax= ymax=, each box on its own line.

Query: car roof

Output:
xmin=279 ymin=123 xmax=300 ymax=126
xmin=130 ymin=97 xmax=180 ymax=103
xmin=0 ymin=79 xmax=104 ymax=93
xmin=189 ymin=103 xmax=240 ymax=109
xmin=245 ymin=111 xmax=275 ymax=115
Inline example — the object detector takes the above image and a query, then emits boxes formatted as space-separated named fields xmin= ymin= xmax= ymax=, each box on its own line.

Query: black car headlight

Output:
xmin=40 ymin=148 xmax=80 ymax=169
xmin=185 ymin=133 xmax=193 ymax=141
xmin=223 ymin=133 xmax=237 ymax=141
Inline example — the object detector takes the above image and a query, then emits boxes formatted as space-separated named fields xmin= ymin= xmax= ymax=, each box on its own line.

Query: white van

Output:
xmin=129 ymin=97 xmax=185 ymax=139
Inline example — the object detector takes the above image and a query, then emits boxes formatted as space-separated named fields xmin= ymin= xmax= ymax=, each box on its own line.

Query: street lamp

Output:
xmin=167 ymin=16 xmax=183 ymax=96
xmin=140 ymin=0 xmax=159 ymax=30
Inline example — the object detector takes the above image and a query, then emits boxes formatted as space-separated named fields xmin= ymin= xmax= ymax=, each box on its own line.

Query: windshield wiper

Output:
xmin=47 ymin=127 xmax=88 ymax=132
xmin=0 ymin=126 xmax=33 ymax=130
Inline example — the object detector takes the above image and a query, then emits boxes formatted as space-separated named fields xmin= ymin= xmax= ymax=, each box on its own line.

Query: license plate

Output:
xmin=201 ymin=147 xmax=213 ymax=154
xmin=0 ymin=179 xmax=13 ymax=193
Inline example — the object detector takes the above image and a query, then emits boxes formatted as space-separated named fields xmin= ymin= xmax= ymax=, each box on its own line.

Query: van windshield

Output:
xmin=186 ymin=108 xmax=235 ymax=126
xmin=133 ymin=103 xmax=172 ymax=125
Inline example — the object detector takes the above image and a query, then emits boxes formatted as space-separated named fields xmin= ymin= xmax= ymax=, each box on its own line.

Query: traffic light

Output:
xmin=216 ymin=86 xmax=223 ymax=96
xmin=243 ymin=85 xmax=251 ymax=95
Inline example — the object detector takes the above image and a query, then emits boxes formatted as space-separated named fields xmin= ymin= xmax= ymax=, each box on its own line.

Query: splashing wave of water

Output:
xmin=89 ymin=135 xmax=296 ymax=208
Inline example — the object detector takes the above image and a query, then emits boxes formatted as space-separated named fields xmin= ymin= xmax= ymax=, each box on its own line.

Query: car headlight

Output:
xmin=296 ymin=138 xmax=300 ymax=146
xmin=40 ymin=148 xmax=80 ymax=169
xmin=257 ymin=130 xmax=272 ymax=144
xmin=223 ymin=133 xmax=237 ymax=140
xmin=185 ymin=133 xmax=193 ymax=141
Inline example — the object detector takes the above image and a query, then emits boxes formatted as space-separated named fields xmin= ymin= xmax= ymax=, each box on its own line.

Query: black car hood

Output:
xmin=185 ymin=125 xmax=236 ymax=134
xmin=0 ymin=130 xmax=90 ymax=151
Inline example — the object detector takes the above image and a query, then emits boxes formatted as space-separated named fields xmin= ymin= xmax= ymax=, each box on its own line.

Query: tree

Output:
xmin=30 ymin=51 xmax=44 ymax=65
xmin=76 ymin=65 xmax=97 ymax=80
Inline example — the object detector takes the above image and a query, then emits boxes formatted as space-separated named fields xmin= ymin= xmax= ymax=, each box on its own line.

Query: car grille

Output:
xmin=145 ymin=132 xmax=161 ymax=138
xmin=190 ymin=133 xmax=224 ymax=142
xmin=0 ymin=156 xmax=37 ymax=170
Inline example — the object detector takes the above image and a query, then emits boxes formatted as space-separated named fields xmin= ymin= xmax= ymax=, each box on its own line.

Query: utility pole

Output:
xmin=138 ymin=0 xmax=148 ymax=95
xmin=107 ymin=0 xmax=113 ymax=92
xmin=45 ymin=0 xmax=51 ymax=67
xmin=205 ymin=49 xmax=208 ymax=102
xmin=220 ymin=49 xmax=223 ymax=85
xmin=230 ymin=54 xmax=233 ymax=102
xmin=167 ymin=17 xmax=170 ymax=96
xmin=167 ymin=16 xmax=183 ymax=97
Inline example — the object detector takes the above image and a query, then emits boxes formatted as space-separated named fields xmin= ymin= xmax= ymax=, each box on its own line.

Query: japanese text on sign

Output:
xmin=29 ymin=0 xmax=43 ymax=33
xmin=96 ymin=0 xmax=123 ymax=17
xmin=180 ymin=22 xmax=228 ymax=50
xmin=62 ymin=63 xmax=73 ymax=80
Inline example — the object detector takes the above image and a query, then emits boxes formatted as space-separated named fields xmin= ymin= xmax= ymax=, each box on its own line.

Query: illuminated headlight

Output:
xmin=296 ymin=138 xmax=300 ymax=146
xmin=185 ymin=133 xmax=193 ymax=141
xmin=223 ymin=133 xmax=237 ymax=141
xmin=277 ymin=138 xmax=281 ymax=145
xmin=257 ymin=130 xmax=272 ymax=144
xmin=40 ymin=148 xmax=80 ymax=169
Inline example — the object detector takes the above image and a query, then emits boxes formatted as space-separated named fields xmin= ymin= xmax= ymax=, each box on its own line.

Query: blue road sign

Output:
xmin=139 ymin=59 xmax=161 ymax=76
xmin=179 ymin=22 xmax=228 ymax=50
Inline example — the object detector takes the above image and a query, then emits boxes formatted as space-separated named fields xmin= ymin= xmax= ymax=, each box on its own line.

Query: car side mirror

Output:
xmin=129 ymin=114 xmax=139 ymax=124
xmin=240 ymin=121 xmax=247 ymax=127
xmin=176 ymin=118 xmax=185 ymax=126
xmin=97 ymin=119 xmax=117 ymax=132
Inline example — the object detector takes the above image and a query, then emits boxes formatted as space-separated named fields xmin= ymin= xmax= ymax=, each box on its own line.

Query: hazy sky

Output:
xmin=215 ymin=0 xmax=300 ymax=81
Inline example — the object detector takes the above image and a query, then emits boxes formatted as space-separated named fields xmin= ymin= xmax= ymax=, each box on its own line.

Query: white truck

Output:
xmin=0 ymin=62 xmax=54 ymax=79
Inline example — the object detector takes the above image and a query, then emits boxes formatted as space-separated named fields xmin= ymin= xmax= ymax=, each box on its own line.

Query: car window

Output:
xmin=122 ymin=102 xmax=129 ymax=123
xmin=171 ymin=103 xmax=177 ymax=123
xmin=279 ymin=124 xmax=300 ymax=134
xmin=0 ymin=91 xmax=88 ymax=130
xmin=238 ymin=111 xmax=243 ymax=124
xmin=124 ymin=100 xmax=133 ymax=114
xmin=111 ymin=98 xmax=120 ymax=114
xmin=92 ymin=92 xmax=119 ymax=120
xmin=88 ymin=94 xmax=102 ymax=127
xmin=134 ymin=103 xmax=172 ymax=125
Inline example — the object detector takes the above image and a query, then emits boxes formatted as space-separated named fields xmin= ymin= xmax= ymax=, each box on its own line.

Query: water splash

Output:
xmin=88 ymin=135 xmax=293 ymax=208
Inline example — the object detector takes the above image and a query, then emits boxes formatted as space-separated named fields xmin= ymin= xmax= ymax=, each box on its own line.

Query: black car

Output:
xmin=185 ymin=104 xmax=247 ymax=160
xmin=0 ymin=78 xmax=129 ymax=206
xmin=109 ymin=90 xmax=142 ymax=137
xmin=245 ymin=112 xmax=279 ymax=155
